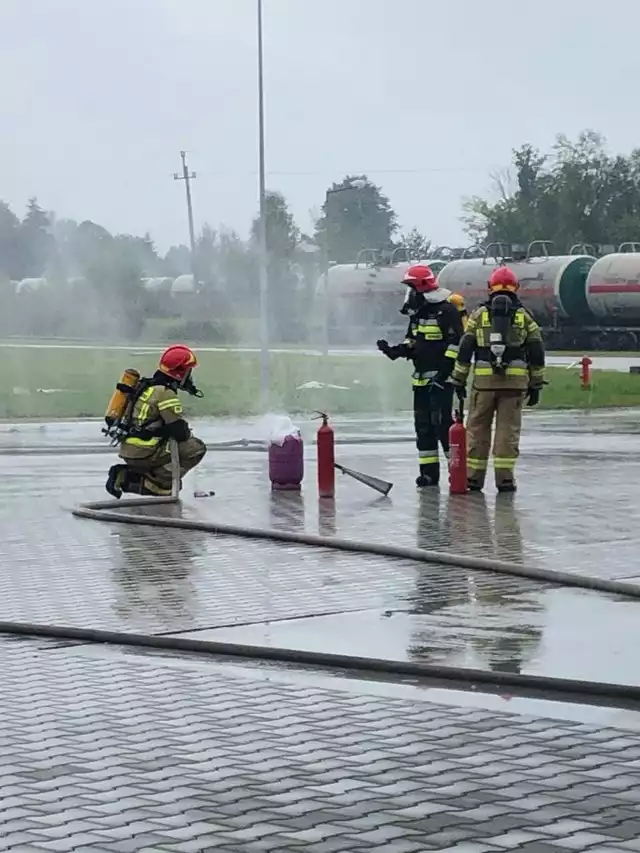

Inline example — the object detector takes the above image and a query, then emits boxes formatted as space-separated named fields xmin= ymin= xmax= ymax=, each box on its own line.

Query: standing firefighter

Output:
xmin=105 ymin=344 xmax=207 ymax=498
xmin=377 ymin=264 xmax=464 ymax=488
xmin=450 ymin=266 xmax=546 ymax=492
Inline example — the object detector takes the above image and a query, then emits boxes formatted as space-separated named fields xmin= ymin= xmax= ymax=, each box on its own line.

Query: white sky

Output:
xmin=1 ymin=0 xmax=639 ymax=250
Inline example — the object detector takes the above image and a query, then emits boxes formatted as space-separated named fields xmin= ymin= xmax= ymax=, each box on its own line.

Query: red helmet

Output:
xmin=488 ymin=266 xmax=519 ymax=292
xmin=402 ymin=264 xmax=437 ymax=293
xmin=158 ymin=344 xmax=198 ymax=382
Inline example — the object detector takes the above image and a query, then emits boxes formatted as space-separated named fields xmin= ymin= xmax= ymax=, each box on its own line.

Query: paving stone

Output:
xmin=0 ymin=633 xmax=638 ymax=848
xmin=552 ymin=832 xmax=621 ymax=848
xmin=0 ymin=437 xmax=639 ymax=852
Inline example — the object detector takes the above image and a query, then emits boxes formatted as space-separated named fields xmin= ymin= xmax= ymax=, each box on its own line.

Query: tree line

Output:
xmin=462 ymin=130 xmax=640 ymax=251
xmin=3 ymin=129 xmax=639 ymax=343
xmin=0 ymin=177 xmax=426 ymax=343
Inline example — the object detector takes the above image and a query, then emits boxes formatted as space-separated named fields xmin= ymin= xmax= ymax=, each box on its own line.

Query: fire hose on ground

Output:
xmin=3 ymin=442 xmax=639 ymax=709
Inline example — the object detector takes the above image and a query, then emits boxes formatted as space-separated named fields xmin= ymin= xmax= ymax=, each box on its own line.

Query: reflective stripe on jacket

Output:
xmin=121 ymin=385 xmax=185 ymax=456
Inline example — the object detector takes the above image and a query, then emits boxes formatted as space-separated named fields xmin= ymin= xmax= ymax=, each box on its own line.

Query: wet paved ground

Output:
xmin=2 ymin=637 xmax=640 ymax=853
xmin=1 ymin=413 xmax=640 ymax=687
xmin=2 ymin=412 xmax=640 ymax=850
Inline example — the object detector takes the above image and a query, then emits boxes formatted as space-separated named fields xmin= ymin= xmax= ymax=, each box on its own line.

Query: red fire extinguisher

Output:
xmin=315 ymin=411 xmax=335 ymax=498
xmin=580 ymin=355 xmax=592 ymax=390
xmin=449 ymin=399 xmax=468 ymax=495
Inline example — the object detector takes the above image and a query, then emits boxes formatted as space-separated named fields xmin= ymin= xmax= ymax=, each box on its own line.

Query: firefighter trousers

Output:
xmin=414 ymin=383 xmax=454 ymax=484
xmin=120 ymin=436 xmax=207 ymax=494
xmin=466 ymin=389 xmax=524 ymax=488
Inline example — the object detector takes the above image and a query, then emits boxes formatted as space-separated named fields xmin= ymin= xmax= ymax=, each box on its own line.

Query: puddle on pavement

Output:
xmin=169 ymin=586 xmax=640 ymax=689
xmin=64 ymin=642 xmax=640 ymax=733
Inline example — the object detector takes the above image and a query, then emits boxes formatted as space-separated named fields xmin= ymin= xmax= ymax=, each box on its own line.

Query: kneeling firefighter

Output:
xmin=104 ymin=344 xmax=207 ymax=498
xmin=450 ymin=266 xmax=546 ymax=493
xmin=377 ymin=264 xmax=464 ymax=488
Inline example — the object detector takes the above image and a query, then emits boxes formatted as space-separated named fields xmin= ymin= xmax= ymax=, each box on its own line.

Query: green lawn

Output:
xmin=0 ymin=346 xmax=639 ymax=420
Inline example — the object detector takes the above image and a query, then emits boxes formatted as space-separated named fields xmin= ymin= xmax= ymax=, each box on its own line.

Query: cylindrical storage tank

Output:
xmin=585 ymin=253 xmax=640 ymax=322
xmin=319 ymin=258 xmax=449 ymax=302
xmin=436 ymin=255 xmax=595 ymax=324
xmin=171 ymin=274 xmax=196 ymax=295
xmin=316 ymin=258 xmax=453 ymax=342
xmin=16 ymin=277 xmax=48 ymax=294
xmin=144 ymin=276 xmax=174 ymax=294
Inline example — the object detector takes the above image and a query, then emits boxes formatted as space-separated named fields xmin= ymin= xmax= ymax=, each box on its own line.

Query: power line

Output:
xmin=264 ymin=167 xmax=488 ymax=176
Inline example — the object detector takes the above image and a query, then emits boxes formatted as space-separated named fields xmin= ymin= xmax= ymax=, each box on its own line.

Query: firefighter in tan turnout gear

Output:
xmin=450 ymin=266 xmax=545 ymax=493
xmin=105 ymin=344 xmax=207 ymax=498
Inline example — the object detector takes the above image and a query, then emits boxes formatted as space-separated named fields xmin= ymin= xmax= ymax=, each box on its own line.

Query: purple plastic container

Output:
xmin=269 ymin=433 xmax=304 ymax=490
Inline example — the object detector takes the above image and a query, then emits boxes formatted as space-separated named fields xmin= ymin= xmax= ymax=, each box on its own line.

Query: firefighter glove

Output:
xmin=454 ymin=383 xmax=467 ymax=401
xmin=526 ymin=387 xmax=540 ymax=407
xmin=377 ymin=339 xmax=398 ymax=360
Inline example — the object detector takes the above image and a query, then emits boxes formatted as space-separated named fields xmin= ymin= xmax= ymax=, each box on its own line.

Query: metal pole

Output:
xmin=322 ymin=190 xmax=330 ymax=356
xmin=257 ymin=0 xmax=269 ymax=406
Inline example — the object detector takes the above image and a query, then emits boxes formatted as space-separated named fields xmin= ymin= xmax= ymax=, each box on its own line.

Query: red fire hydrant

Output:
xmin=580 ymin=355 xmax=592 ymax=390
xmin=449 ymin=404 xmax=468 ymax=495
xmin=315 ymin=412 xmax=335 ymax=498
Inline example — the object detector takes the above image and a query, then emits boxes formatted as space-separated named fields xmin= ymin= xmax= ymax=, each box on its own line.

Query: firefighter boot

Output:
xmin=416 ymin=462 xmax=439 ymax=489
xmin=105 ymin=464 xmax=128 ymax=499
xmin=497 ymin=479 xmax=517 ymax=494
xmin=467 ymin=475 xmax=485 ymax=493
xmin=121 ymin=471 xmax=172 ymax=497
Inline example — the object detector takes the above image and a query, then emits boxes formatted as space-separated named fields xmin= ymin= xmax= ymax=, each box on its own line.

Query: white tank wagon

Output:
xmin=316 ymin=248 xmax=450 ymax=344
xmin=15 ymin=277 xmax=49 ymax=294
xmin=437 ymin=240 xmax=640 ymax=349
xmin=585 ymin=247 xmax=640 ymax=322
xmin=142 ymin=276 xmax=175 ymax=294
xmin=436 ymin=241 xmax=595 ymax=325
xmin=171 ymin=274 xmax=197 ymax=295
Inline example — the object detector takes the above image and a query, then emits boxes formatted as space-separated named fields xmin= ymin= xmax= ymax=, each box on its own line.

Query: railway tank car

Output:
xmin=317 ymin=247 xmax=450 ymax=345
xmin=436 ymin=241 xmax=640 ymax=350
xmin=585 ymin=245 xmax=640 ymax=328
xmin=436 ymin=241 xmax=596 ymax=348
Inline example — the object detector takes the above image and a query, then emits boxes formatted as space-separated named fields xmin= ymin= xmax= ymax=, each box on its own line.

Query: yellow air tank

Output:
xmin=105 ymin=368 xmax=140 ymax=427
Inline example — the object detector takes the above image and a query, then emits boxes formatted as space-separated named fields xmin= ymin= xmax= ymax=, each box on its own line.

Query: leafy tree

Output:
xmin=19 ymin=197 xmax=54 ymax=277
xmin=0 ymin=202 xmax=22 ymax=279
xmin=314 ymin=175 xmax=398 ymax=264
xmin=165 ymin=244 xmax=191 ymax=277
xmin=251 ymin=191 xmax=303 ymax=342
xmin=398 ymin=228 xmax=432 ymax=260
xmin=462 ymin=131 xmax=640 ymax=252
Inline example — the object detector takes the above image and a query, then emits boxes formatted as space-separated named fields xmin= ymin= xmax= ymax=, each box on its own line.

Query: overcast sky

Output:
xmin=2 ymin=0 xmax=639 ymax=251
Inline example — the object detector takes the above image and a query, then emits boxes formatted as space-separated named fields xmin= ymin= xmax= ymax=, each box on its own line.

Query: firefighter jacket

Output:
xmin=387 ymin=300 xmax=464 ymax=388
xmin=120 ymin=374 xmax=191 ymax=460
xmin=451 ymin=299 xmax=546 ymax=392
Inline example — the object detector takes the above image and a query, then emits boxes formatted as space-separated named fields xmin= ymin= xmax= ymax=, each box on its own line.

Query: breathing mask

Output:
xmin=400 ymin=287 xmax=424 ymax=316
xmin=181 ymin=370 xmax=204 ymax=398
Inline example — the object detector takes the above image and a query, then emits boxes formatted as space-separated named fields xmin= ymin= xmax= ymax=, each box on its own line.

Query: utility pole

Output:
xmin=174 ymin=150 xmax=197 ymax=280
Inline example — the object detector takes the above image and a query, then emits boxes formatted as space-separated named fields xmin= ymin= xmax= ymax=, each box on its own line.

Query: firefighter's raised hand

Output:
xmin=376 ymin=339 xmax=398 ymax=360
xmin=526 ymin=387 xmax=540 ymax=407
